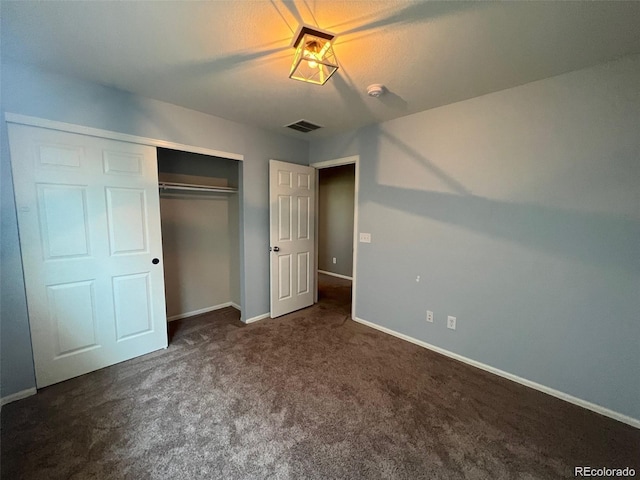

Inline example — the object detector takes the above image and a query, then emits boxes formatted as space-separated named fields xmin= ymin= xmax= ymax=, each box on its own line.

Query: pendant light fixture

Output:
xmin=289 ymin=26 xmax=338 ymax=85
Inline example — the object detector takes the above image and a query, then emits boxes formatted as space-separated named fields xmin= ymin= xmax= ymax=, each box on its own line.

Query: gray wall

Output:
xmin=310 ymin=54 xmax=640 ymax=421
xmin=0 ymin=61 xmax=308 ymax=398
xmin=158 ymin=149 xmax=240 ymax=318
xmin=318 ymin=165 xmax=355 ymax=277
xmin=1 ymin=118 xmax=36 ymax=397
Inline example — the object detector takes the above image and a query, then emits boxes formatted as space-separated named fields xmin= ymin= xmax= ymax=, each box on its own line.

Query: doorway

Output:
xmin=156 ymin=148 xmax=241 ymax=325
xmin=312 ymin=156 xmax=359 ymax=320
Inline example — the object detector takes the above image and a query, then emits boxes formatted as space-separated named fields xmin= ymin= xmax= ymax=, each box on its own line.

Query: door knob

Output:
xmin=272 ymin=246 xmax=280 ymax=252
xmin=152 ymin=258 xmax=160 ymax=264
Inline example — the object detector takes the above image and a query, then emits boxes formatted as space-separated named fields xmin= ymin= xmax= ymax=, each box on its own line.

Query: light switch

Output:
xmin=359 ymin=232 xmax=371 ymax=243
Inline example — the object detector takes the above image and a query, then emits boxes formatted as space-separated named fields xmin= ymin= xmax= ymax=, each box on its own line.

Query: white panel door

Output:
xmin=269 ymin=160 xmax=315 ymax=317
xmin=8 ymin=123 xmax=168 ymax=388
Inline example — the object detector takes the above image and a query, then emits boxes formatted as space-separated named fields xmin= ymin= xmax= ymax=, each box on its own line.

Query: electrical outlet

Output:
xmin=332 ymin=257 xmax=337 ymax=264
xmin=359 ymin=232 xmax=371 ymax=243
xmin=426 ymin=310 xmax=433 ymax=323
xmin=447 ymin=316 xmax=456 ymax=330
xmin=416 ymin=275 xmax=420 ymax=282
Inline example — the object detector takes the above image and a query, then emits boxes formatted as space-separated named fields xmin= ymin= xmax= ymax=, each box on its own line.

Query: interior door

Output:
xmin=8 ymin=123 xmax=168 ymax=388
xmin=269 ymin=160 xmax=315 ymax=317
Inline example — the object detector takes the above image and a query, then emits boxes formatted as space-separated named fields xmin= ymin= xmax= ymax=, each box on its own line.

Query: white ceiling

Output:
xmin=3 ymin=1 xmax=640 ymax=139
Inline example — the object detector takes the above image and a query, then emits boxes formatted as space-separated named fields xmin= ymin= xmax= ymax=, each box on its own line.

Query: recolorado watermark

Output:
xmin=575 ymin=466 xmax=636 ymax=477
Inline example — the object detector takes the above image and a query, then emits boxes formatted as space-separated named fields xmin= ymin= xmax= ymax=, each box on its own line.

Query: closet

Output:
xmin=157 ymin=148 xmax=240 ymax=321
xmin=7 ymin=118 xmax=243 ymax=388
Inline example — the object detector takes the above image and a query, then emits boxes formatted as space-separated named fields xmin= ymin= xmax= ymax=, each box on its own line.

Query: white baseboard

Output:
xmin=318 ymin=270 xmax=353 ymax=281
xmin=230 ymin=302 xmax=241 ymax=311
xmin=353 ymin=317 xmax=640 ymax=429
xmin=244 ymin=312 xmax=270 ymax=324
xmin=167 ymin=302 xmax=235 ymax=322
xmin=1 ymin=387 xmax=37 ymax=407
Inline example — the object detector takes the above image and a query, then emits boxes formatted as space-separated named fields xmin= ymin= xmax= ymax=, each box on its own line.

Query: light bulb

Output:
xmin=304 ymin=40 xmax=324 ymax=69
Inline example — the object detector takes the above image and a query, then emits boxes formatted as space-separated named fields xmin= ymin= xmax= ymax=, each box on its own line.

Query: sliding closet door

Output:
xmin=8 ymin=123 xmax=168 ymax=388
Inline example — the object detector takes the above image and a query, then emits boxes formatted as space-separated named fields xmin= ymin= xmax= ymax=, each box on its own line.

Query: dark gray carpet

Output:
xmin=2 ymin=274 xmax=638 ymax=479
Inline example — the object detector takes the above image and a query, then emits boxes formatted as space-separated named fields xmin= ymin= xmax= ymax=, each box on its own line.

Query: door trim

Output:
xmin=310 ymin=155 xmax=359 ymax=320
xmin=5 ymin=113 xmax=244 ymax=161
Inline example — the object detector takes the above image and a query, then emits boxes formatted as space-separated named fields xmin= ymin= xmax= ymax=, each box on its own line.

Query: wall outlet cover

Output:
xmin=359 ymin=233 xmax=371 ymax=243
xmin=447 ymin=316 xmax=456 ymax=330
xmin=426 ymin=310 xmax=433 ymax=323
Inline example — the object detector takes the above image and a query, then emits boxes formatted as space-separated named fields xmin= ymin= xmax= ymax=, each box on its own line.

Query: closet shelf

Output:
xmin=159 ymin=181 xmax=237 ymax=194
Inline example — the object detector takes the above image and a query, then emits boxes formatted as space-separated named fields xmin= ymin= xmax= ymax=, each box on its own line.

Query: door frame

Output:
xmin=310 ymin=155 xmax=359 ymax=320
xmin=5 ymin=113 xmax=244 ymax=161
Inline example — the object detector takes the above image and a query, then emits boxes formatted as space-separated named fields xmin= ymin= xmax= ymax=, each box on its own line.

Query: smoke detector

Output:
xmin=367 ymin=84 xmax=385 ymax=97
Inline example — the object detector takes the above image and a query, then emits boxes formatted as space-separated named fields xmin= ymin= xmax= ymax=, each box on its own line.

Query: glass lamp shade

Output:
xmin=289 ymin=32 xmax=338 ymax=85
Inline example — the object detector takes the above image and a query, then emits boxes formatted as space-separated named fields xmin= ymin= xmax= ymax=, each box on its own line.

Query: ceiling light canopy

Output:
xmin=289 ymin=26 xmax=338 ymax=85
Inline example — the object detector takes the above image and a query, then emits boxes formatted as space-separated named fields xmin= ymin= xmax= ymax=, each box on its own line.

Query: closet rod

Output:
xmin=158 ymin=182 xmax=237 ymax=193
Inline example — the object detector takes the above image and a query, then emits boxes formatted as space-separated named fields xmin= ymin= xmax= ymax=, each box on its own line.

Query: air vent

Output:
xmin=285 ymin=120 xmax=323 ymax=133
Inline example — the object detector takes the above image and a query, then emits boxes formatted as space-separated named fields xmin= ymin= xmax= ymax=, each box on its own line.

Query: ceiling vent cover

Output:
xmin=285 ymin=120 xmax=322 ymax=133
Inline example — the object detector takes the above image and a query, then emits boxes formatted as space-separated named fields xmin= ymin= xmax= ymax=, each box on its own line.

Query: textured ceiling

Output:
xmin=3 ymin=1 xmax=640 ymax=139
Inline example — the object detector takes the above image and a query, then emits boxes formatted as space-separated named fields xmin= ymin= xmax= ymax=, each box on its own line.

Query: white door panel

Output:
xmin=105 ymin=187 xmax=150 ymax=255
xmin=269 ymin=160 xmax=315 ymax=317
xmin=8 ymin=123 xmax=168 ymax=388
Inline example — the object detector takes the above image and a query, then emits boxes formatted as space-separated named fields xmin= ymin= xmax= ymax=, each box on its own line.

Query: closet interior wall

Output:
xmin=157 ymin=148 xmax=240 ymax=320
